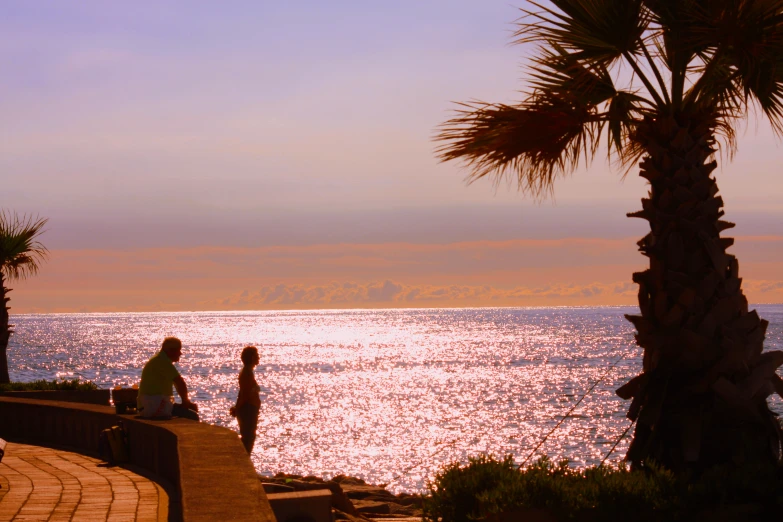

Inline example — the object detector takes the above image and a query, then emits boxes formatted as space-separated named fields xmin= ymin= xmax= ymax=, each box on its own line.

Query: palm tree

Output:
xmin=437 ymin=0 xmax=783 ymax=471
xmin=0 ymin=212 xmax=48 ymax=384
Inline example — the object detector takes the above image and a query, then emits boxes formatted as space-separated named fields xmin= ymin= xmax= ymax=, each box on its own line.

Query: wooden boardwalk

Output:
xmin=0 ymin=442 xmax=168 ymax=522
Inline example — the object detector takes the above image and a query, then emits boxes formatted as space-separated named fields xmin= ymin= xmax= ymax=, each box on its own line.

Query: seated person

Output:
xmin=137 ymin=336 xmax=199 ymax=421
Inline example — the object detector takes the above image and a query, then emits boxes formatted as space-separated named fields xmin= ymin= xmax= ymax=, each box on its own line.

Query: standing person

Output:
xmin=137 ymin=336 xmax=199 ymax=421
xmin=230 ymin=346 xmax=261 ymax=454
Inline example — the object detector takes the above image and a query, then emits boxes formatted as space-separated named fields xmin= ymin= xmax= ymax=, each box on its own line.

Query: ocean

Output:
xmin=8 ymin=305 xmax=783 ymax=493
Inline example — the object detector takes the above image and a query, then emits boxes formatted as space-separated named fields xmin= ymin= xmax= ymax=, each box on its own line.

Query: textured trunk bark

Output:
xmin=618 ymin=115 xmax=783 ymax=471
xmin=0 ymin=274 xmax=10 ymax=384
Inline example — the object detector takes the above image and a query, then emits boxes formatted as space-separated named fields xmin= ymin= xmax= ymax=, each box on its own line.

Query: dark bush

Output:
xmin=423 ymin=454 xmax=783 ymax=521
xmin=0 ymin=378 xmax=98 ymax=392
xmin=422 ymin=454 xmax=526 ymax=522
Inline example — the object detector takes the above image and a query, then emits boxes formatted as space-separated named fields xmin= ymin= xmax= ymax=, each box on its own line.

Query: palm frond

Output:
xmin=686 ymin=84 xmax=740 ymax=161
xmin=0 ymin=211 xmax=49 ymax=282
xmin=743 ymin=58 xmax=783 ymax=133
xmin=676 ymin=0 xmax=783 ymax=133
xmin=727 ymin=0 xmax=783 ymax=133
xmin=435 ymin=0 xmax=783 ymax=194
xmin=607 ymin=91 xmax=646 ymax=156
xmin=643 ymin=0 xmax=715 ymax=57
xmin=516 ymin=0 xmax=648 ymax=67
xmin=529 ymin=45 xmax=619 ymax=107
xmin=436 ymin=33 xmax=652 ymax=197
xmin=435 ymin=100 xmax=599 ymax=197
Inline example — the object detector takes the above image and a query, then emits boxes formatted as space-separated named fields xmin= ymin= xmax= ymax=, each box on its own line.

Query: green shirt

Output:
xmin=138 ymin=350 xmax=180 ymax=397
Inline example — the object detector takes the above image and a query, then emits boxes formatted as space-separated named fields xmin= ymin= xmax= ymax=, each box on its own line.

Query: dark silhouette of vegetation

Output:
xmin=437 ymin=0 xmax=783 ymax=471
xmin=0 ymin=378 xmax=98 ymax=392
xmin=0 ymin=211 xmax=48 ymax=384
xmin=424 ymin=454 xmax=783 ymax=521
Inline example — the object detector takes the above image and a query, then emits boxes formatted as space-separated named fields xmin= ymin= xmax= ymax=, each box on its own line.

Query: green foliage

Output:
xmin=0 ymin=378 xmax=98 ymax=392
xmin=422 ymin=455 xmax=525 ymax=521
xmin=423 ymin=454 xmax=783 ymax=522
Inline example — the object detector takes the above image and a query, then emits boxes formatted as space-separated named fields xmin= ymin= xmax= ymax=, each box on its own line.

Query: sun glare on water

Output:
xmin=11 ymin=306 xmax=783 ymax=493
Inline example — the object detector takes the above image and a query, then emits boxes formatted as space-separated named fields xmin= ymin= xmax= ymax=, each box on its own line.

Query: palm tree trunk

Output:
xmin=0 ymin=274 xmax=11 ymax=384
xmin=618 ymin=115 xmax=783 ymax=470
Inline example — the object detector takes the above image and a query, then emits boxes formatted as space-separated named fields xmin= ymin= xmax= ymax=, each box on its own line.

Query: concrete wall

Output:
xmin=0 ymin=397 xmax=276 ymax=522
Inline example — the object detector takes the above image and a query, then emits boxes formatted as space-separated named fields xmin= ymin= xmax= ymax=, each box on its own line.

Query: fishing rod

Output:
xmin=387 ymin=347 xmax=636 ymax=487
xmin=519 ymin=349 xmax=634 ymax=467
xmin=600 ymin=419 xmax=636 ymax=466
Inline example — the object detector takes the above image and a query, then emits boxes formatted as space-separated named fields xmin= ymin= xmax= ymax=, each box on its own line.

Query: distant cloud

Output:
xmin=206 ymin=279 xmax=640 ymax=309
xmin=613 ymin=282 xmax=635 ymax=294
xmin=749 ymin=280 xmax=783 ymax=294
xmin=10 ymin=236 xmax=783 ymax=312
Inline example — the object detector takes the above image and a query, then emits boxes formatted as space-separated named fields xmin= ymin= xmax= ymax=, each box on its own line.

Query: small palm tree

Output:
xmin=0 ymin=212 xmax=48 ymax=384
xmin=437 ymin=0 xmax=783 ymax=470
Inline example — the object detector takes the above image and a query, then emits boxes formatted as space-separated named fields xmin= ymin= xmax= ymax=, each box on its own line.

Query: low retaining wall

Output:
xmin=0 ymin=397 xmax=276 ymax=522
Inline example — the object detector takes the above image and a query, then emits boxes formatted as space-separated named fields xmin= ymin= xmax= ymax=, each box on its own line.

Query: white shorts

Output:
xmin=138 ymin=394 xmax=174 ymax=418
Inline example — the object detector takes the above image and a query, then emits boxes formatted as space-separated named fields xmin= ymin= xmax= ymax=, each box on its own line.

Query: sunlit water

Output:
xmin=8 ymin=305 xmax=783 ymax=493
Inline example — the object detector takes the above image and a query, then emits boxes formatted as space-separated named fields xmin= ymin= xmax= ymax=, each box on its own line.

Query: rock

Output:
xmin=332 ymin=474 xmax=367 ymax=485
xmin=367 ymin=513 xmax=422 ymax=522
xmin=365 ymin=494 xmax=398 ymax=503
xmin=489 ymin=508 xmax=559 ymax=522
xmin=388 ymin=503 xmax=421 ymax=516
xmin=332 ymin=508 xmax=371 ymax=521
xmin=261 ymin=482 xmax=295 ymax=493
xmin=394 ymin=494 xmax=422 ymax=507
xmin=263 ymin=472 xmax=422 ymax=519
xmin=353 ymin=500 xmax=391 ymax=514
xmin=260 ymin=475 xmax=361 ymax=516
xmin=274 ymin=472 xmax=303 ymax=479
xmin=341 ymin=484 xmax=395 ymax=500
xmin=291 ymin=480 xmax=360 ymax=516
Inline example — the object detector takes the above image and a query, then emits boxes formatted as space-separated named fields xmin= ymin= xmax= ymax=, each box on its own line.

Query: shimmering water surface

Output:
xmin=9 ymin=306 xmax=783 ymax=493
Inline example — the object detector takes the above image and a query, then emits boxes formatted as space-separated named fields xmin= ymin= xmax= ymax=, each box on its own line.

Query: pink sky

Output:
xmin=2 ymin=1 xmax=782 ymax=312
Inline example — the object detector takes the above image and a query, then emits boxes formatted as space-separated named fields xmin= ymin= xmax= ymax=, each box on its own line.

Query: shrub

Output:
xmin=423 ymin=454 xmax=526 ymax=522
xmin=0 ymin=378 xmax=98 ymax=392
xmin=423 ymin=454 xmax=783 ymax=521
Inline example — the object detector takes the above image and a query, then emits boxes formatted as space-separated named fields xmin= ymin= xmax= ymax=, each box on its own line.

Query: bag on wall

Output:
xmin=98 ymin=423 xmax=129 ymax=465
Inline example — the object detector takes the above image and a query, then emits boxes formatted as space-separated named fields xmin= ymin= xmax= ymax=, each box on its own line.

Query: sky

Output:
xmin=2 ymin=1 xmax=783 ymax=313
